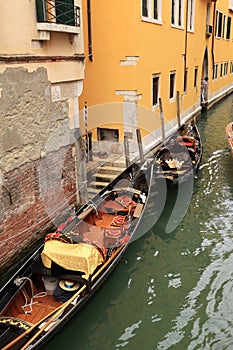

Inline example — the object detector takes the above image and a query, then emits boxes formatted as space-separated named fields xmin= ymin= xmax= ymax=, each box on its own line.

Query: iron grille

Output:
xmin=36 ymin=0 xmax=80 ymax=27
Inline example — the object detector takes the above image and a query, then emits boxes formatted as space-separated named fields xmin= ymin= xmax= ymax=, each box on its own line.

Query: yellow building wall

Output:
xmin=80 ymin=0 xmax=233 ymax=143
xmin=210 ymin=1 xmax=233 ymax=94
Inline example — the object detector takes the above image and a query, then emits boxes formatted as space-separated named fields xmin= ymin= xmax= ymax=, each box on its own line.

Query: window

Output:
xmin=222 ymin=14 xmax=226 ymax=38
xmin=230 ymin=62 xmax=233 ymax=74
xmin=36 ymin=0 xmax=79 ymax=27
xmin=97 ymin=128 xmax=119 ymax=142
xmin=220 ymin=63 xmax=223 ymax=77
xmin=184 ymin=69 xmax=188 ymax=93
xmin=187 ymin=0 xmax=195 ymax=31
xmin=142 ymin=0 xmax=161 ymax=21
xmin=56 ymin=0 xmax=75 ymax=26
xmin=215 ymin=10 xmax=223 ymax=38
xmin=169 ymin=71 xmax=176 ymax=99
xmin=142 ymin=0 xmax=148 ymax=16
xmin=224 ymin=62 xmax=228 ymax=76
xmin=212 ymin=64 xmax=218 ymax=80
xmin=226 ymin=17 xmax=231 ymax=39
xmin=171 ymin=0 xmax=184 ymax=27
xmin=152 ymin=75 xmax=160 ymax=106
xmin=194 ymin=67 xmax=198 ymax=88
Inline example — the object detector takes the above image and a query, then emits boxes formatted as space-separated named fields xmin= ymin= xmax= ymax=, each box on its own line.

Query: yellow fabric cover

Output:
xmin=41 ymin=240 xmax=104 ymax=279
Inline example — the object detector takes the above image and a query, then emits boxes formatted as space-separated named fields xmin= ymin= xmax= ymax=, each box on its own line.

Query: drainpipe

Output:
xmin=211 ymin=0 xmax=217 ymax=68
xmin=184 ymin=0 xmax=189 ymax=88
xmin=87 ymin=0 xmax=93 ymax=61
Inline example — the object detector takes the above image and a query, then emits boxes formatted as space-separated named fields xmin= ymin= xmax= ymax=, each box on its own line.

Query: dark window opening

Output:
xmin=169 ymin=72 xmax=175 ymax=99
xmin=184 ymin=69 xmax=188 ymax=93
xmin=152 ymin=76 xmax=159 ymax=105
xmin=154 ymin=0 xmax=158 ymax=19
xmin=171 ymin=0 xmax=175 ymax=24
xmin=97 ymin=128 xmax=119 ymax=142
xmin=227 ymin=17 xmax=231 ymax=39
xmin=142 ymin=0 xmax=148 ymax=16
xmin=194 ymin=67 xmax=198 ymax=88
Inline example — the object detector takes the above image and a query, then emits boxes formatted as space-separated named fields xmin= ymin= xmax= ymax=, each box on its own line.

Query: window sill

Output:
xmin=37 ymin=22 xmax=80 ymax=35
xmin=170 ymin=24 xmax=184 ymax=30
xmin=141 ymin=16 xmax=162 ymax=25
xmin=152 ymin=104 xmax=159 ymax=111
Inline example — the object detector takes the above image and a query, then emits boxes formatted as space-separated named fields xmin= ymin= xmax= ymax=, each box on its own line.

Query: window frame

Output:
xmin=169 ymin=71 xmax=176 ymax=100
xmin=226 ymin=16 xmax=231 ymax=40
xmin=220 ymin=63 xmax=223 ymax=77
xmin=212 ymin=63 xmax=218 ymax=80
xmin=194 ymin=66 xmax=198 ymax=88
xmin=152 ymin=74 xmax=160 ymax=107
xmin=183 ymin=69 xmax=188 ymax=93
xmin=230 ymin=62 xmax=233 ymax=74
xmin=222 ymin=14 xmax=226 ymax=39
xmin=224 ymin=62 xmax=228 ymax=76
xmin=171 ymin=0 xmax=184 ymax=28
xmin=142 ymin=0 xmax=162 ymax=23
xmin=187 ymin=0 xmax=195 ymax=32
xmin=215 ymin=10 xmax=223 ymax=38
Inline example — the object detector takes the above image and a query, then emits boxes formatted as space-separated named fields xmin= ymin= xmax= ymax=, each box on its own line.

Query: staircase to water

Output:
xmin=87 ymin=156 xmax=126 ymax=198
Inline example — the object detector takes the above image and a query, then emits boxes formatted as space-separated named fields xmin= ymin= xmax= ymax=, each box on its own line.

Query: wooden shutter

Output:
xmin=36 ymin=0 xmax=47 ymax=22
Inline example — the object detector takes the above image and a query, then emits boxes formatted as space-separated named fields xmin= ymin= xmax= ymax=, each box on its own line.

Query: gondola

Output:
xmin=0 ymin=159 xmax=154 ymax=350
xmin=226 ymin=122 xmax=233 ymax=153
xmin=155 ymin=122 xmax=202 ymax=185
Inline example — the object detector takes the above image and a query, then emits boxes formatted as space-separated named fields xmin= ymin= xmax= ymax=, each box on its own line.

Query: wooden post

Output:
xmin=159 ymin=98 xmax=166 ymax=144
xmin=124 ymin=135 xmax=130 ymax=168
xmin=176 ymin=91 xmax=181 ymax=128
xmin=136 ymin=128 xmax=144 ymax=163
xmin=74 ymin=128 xmax=88 ymax=205
xmin=84 ymin=101 xmax=88 ymax=162
xmin=88 ymin=131 xmax=93 ymax=161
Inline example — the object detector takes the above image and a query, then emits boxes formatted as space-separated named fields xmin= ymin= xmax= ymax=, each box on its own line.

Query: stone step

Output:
xmin=87 ymin=160 xmax=127 ymax=198
xmin=102 ymin=159 xmax=126 ymax=168
xmin=97 ymin=165 xmax=125 ymax=174
xmin=92 ymin=172 xmax=117 ymax=181
xmin=88 ymin=180 xmax=110 ymax=189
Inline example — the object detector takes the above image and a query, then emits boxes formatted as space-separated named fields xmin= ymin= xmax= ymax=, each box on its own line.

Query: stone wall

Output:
xmin=0 ymin=67 xmax=77 ymax=268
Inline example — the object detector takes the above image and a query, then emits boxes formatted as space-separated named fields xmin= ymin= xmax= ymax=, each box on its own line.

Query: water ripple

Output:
xmin=116 ymin=320 xmax=142 ymax=348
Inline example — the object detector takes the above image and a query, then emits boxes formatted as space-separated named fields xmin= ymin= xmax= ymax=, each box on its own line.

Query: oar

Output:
xmin=2 ymin=245 xmax=124 ymax=350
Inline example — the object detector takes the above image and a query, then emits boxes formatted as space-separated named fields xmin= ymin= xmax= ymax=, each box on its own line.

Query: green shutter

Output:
xmin=36 ymin=0 xmax=46 ymax=22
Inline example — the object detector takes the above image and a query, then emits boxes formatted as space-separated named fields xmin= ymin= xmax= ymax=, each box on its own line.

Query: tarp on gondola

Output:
xmin=41 ymin=241 xmax=105 ymax=278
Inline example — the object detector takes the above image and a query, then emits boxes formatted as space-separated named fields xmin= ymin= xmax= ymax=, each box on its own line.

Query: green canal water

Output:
xmin=46 ymin=94 xmax=233 ymax=350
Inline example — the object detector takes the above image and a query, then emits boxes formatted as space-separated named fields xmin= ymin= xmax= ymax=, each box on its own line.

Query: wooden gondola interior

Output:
xmin=155 ymin=123 xmax=201 ymax=181
xmin=0 ymin=166 xmax=149 ymax=350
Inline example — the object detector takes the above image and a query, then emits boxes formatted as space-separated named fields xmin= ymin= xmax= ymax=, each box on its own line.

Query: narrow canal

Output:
xmin=44 ymin=93 xmax=233 ymax=350
xmin=4 ymin=93 xmax=233 ymax=350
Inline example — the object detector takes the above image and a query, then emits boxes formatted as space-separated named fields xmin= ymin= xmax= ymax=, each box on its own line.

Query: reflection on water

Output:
xmin=39 ymin=94 xmax=233 ymax=349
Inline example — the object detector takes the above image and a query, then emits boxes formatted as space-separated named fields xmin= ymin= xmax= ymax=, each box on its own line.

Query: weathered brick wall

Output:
xmin=0 ymin=67 xmax=78 ymax=268
xmin=0 ymin=146 xmax=76 ymax=266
